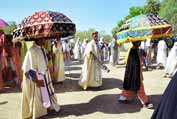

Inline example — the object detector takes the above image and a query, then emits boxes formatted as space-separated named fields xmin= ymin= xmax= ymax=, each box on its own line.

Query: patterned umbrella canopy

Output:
xmin=117 ymin=14 xmax=172 ymax=44
xmin=0 ymin=19 xmax=9 ymax=27
xmin=13 ymin=11 xmax=76 ymax=42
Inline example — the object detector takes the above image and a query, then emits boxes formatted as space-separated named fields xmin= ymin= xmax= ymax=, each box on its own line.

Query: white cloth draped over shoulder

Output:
xmin=156 ymin=40 xmax=167 ymax=67
xmin=165 ymin=42 xmax=177 ymax=76
xmin=79 ymin=40 xmax=102 ymax=90
xmin=22 ymin=44 xmax=60 ymax=119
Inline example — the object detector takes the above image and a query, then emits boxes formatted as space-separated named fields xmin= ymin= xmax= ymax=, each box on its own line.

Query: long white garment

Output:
xmin=22 ymin=44 xmax=60 ymax=119
xmin=79 ymin=40 xmax=102 ymax=90
xmin=81 ymin=39 xmax=88 ymax=59
xmin=73 ymin=39 xmax=82 ymax=60
xmin=53 ymin=42 xmax=65 ymax=82
xmin=103 ymin=46 xmax=109 ymax=62
xmin=165 ymin=42 xmax=177 ymax=76
xmin=156 ymin=40 xmax=167 ymax=67
xmin=62 ymin=41 xmax=71 ymax=52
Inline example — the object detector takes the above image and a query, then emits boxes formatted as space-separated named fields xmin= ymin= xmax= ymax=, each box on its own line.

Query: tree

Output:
xmin=111 ymin=26 xmax=119 ymax=35
xmin=117 ymin=20 xmax=124 ymax=28
xmin=75 ymin=28 xmax=112 ymax=42
xmin=144 ymin=0 xmax=160 ymax=14
xmin=74 ymin=28 xmax=96 ymax=41
xmin=159 ymin=0 xmax=177 ymax=33
xmin=125 ymin=6 xmax=145 ymax=20
xmin=111 ymin=6 xmax=144 ymax=35
xmin=99 ymin=30 xmax=112 ymax=42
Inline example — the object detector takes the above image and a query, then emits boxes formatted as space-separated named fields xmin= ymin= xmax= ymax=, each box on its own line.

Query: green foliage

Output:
xmin=75 ymin=28 xmax=112 ymax=42
xmin=144 ymin=0 xmax=160 ymax=14
xmin=117 ymin=20 xmax=124 ymax=28
xmin=111 ymin=26 xmax=119 ymax=35
xmin=112 ymin=0 xmax=161 ymax=34
xmin=111 ymin=6 xmax=145 ymax=34
xmin=159 ymin=0 xmax=177 ymax=33
xmin=74 ymin=28 xmax=96 ymax=41
xmin=125 ymin=6 xmax=145 ymax=20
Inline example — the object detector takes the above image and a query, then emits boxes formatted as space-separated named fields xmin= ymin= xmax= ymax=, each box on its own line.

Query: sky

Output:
xmin=0 ymin=0 xmax=146 ymax=34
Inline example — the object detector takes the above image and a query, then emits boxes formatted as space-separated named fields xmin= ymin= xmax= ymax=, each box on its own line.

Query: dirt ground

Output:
xmin=0 ymin=52 xmax=170 ymax=119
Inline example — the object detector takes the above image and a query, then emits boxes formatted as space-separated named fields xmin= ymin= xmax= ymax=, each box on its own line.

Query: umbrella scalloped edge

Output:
xmin=117 ymin=33 xmax=173 ymax=44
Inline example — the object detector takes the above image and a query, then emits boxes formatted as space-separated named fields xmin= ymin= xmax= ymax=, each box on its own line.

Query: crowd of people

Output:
xmin=1 ymin=28 xmax=177 ymax=118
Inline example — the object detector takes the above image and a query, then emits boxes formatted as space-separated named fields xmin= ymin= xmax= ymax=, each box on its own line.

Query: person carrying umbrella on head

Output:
xmin=21 ymin=39 xmax=60 ymax=119
xmin=13 ymin=10 xmax=76 ymax=119
xmin=118 ymin=41 xmax=153 ymax=109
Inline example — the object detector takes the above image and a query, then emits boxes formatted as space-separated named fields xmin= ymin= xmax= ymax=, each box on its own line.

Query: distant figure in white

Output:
xmin=103 ymin=43 xmax=109 ymax=62
xmin=62 ymin=39 xmax=71 ymax=64
xmin=73 ymin=38 xmax=82 ymax=61
xmin=164 ymin=42 xmax=177 ymax=78
xmin=156 ymin=40 xmax=167 ymax=69
xmin=146 ymin=39 xmax=153 ymax=69
xmin=99 ymin=37 xmax=104 ymax=62
xmin=81 ymin=39 xmax=89 ymax=60
xmin=110 ymin=35 xmax=119 ymax=65
xmin=52 ymin=39 xmax=65 ymax=83
xmin=79 ymin=31 xmax=102 ymax=90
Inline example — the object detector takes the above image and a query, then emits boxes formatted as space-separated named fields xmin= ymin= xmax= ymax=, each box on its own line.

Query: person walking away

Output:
xmin=156 ymin=40 xmax=167 ymax=69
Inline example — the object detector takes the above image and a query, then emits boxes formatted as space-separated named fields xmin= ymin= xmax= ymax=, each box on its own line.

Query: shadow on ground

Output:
xmin=0 ymin=101 xmax=8 ymax=105
xmin=48 ymin=94 xmax=161 ymax=118
xmin=54 ymin=78 xmax=123 ymax=93
xmin=64 ymin=66 xmax=82 ymax=71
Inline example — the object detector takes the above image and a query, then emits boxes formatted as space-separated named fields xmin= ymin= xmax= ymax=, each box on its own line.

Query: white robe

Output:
xmin=165 ymin=42 xmax=177 ymax=76
xmin=22 ymin=44 xmax=59 ymax=119
xmin=53 ymin=42 xmax=65 ymax=82
xmin=79 ymin=40 xmax=102 ymax=90
xmin=73 ymin=40 xmax=82 ymax=60
xmin=81 ymin=39 xmax=88 ymax=59
xmin=156 ymin=40 xmax=167 ymax=67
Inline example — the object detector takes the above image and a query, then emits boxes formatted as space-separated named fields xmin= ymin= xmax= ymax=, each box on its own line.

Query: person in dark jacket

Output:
xmin=118 ymin=41 xmax=153 ymax=109
xmin=151 ymin=71 xmax=177 ymax=119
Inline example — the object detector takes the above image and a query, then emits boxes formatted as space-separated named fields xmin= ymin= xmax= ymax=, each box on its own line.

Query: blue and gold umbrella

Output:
xmin=117 ymin=14 xmax=173 ymax=44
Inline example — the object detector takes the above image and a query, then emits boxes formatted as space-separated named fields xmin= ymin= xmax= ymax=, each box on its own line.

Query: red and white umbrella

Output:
xmin=13 ymin=11 xmax=76 ymax=42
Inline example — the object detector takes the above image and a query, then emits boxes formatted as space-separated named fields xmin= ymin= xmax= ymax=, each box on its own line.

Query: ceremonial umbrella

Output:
xmin=13 ymin=11 xmax=76 ymax=42
xmin=0 ymin=19 xmax=9 ymax=27
xmin=117 ymin=14 xmax=172 ymax=44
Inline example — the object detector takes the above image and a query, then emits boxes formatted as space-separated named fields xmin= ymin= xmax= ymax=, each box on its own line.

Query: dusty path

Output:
xmin=0 ymin=52 xmax=170 ymax=119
